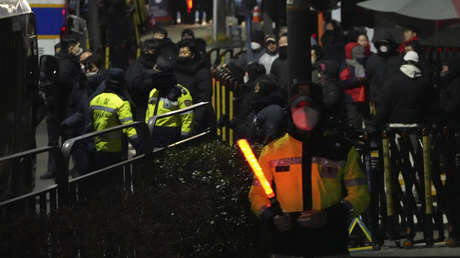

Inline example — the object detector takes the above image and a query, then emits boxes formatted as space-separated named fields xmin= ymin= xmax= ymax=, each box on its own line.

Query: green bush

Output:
xmin=0 ymin=140 xmax=270 ymax=258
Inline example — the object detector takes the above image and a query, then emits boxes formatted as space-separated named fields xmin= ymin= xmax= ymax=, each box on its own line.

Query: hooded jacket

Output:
xmin=125 ymin=55 xmax=157 ymax=120
xmin=321 ymin=26 xmax=346 ymax=64
xmin=175 ymin=53 xmax=211 ymax=102
xmin=365 ymin=51 xmax=401 ymax=103
xmin=339 ymin=43 xmax=367 ymax=103
xmin=270 ymin=55 xmax=289 ymax=90
xmin=373 ymin=67 xmax=428 ymax=129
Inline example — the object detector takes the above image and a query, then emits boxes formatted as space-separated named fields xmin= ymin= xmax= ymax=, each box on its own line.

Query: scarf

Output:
xmin=345 ymin=59 xmax=366 ymax=78
xmin=400 ymin=64 xmax=422 ymax=78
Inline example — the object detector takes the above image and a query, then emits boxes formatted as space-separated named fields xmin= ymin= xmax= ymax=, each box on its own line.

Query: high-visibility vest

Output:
xmin=249 ymin=133 xmax=370 ymax=216
xmin=145 ymin=84 xmax=193 ymax=134
xmin=90 ymin=92 xmax=138 ymax=152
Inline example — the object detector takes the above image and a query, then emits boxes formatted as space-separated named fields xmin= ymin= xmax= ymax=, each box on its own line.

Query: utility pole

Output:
xmin=212 ymin=0 xmax=227 ymax=41
xmin=287 ymin=0 xmax=312 ymax=91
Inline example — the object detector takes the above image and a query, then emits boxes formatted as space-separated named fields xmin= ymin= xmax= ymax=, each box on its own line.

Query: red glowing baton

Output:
xmin=237 ymin=139 xmax=275 ymax=199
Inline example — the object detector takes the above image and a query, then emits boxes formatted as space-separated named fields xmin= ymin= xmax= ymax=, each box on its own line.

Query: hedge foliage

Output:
xmin=0 ymin=140 xmax=271 ymax=258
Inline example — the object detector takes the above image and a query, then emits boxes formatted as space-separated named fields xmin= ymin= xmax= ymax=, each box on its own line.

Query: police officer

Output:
xmin=249 ymin=82 xmax=370 ymax=258
xmin=90 ymin=68 xmax=142 ymax=170
xmin=145 ymin=55 xmax=193 ymax=147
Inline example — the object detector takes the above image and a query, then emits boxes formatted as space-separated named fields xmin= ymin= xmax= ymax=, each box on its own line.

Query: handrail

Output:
xmin=0 ymin=146 xmax=57 ymax=164
xmin=61 ymin=121 xmax=149 ymax=162
xmin=0 ymin=183 xmax=58 ymax=207
xmin=69 ymin=129 xmax=212 ymax=183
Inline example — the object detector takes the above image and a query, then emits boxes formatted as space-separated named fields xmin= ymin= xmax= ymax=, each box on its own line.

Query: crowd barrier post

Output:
xmin=423 ymin=128 xmax=434 ymax=246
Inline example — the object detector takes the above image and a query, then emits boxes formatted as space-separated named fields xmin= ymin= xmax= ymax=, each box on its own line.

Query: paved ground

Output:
xmin=352 ymin=245 xmax=460 ymax=257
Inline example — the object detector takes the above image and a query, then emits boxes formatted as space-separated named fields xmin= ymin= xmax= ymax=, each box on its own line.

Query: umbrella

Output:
xmin=358 ymin=0 xmax=460 ymax=20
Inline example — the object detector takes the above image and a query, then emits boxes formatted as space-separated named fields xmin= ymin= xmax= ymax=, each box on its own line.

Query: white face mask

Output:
xmin=379 ymin=45 xmax=388 ymax=53
xmin=244 ymin=74 xmax=249 ymax=84
xmin=75 ymin=47 xmax=84 ymax=56
xmin=250 ymin=42 xmax=261 ymax=50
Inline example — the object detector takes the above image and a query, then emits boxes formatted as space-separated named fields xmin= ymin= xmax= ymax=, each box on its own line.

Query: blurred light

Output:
xmin=187 ymin=0 xmax=193 ymax=13
xmin=237 ymin=139 xmax=275 ymax=199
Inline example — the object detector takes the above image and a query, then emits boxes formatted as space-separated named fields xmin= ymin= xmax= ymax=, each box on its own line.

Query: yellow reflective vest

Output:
xmin=90 ymin=92 xmax=138 ymax=152
xmin=249 ymin=133 xmax=370 ymax=217
xmin=145 ymin=84 xmax=193 ymax=135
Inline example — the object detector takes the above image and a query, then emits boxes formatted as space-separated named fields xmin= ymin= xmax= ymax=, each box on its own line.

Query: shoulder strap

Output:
xmin=153 ymin=94 xmax=161 ymax=117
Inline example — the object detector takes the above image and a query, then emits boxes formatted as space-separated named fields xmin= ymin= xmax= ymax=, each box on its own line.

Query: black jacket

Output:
xmin=321 ymin=30 xmax=346 ymax=65
xmin=86 ymin=69 xmax=107 ymax=98
xmin=374 ymin=70 xmax=428 ymax=129
xmin=125 ymin=56 xmax=155 ymax=115
xmin=365 ymin=53 xmax=401 ymax=103
xmin=270 ymin=57 xmax=289 ymax=90
xmin=56 ymin=52 xmax=88 ymax=134
xmin=175 ymin=54 xmax=211 ymax=102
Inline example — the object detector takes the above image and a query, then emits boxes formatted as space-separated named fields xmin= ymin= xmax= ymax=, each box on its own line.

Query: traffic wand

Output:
xmin=237 ymin=139 xmax=281 ymax=213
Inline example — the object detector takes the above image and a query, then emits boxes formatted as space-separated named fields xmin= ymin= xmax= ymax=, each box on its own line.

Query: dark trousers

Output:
xmin=46 ymin=112 xmax=61 ymax=175
xmin=269 ymin=218 xmax=349 ymax=258
xmin=80 ymin=151 xmax=123 ymax=199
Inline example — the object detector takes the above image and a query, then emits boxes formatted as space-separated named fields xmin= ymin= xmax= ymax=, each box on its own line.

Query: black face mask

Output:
xmin=278 ymin=46 xmax=288 ymax=60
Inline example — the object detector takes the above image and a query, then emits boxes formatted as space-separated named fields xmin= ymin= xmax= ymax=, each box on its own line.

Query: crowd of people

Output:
xmin=40 ymin=26 xmax=213 ymax=179
xmin=221 ymin=20 xmax=460 ymax=147
xmin=219 ymin=20 xmax=460 ymax=257
xmin=36 ymin=19 xmax=460 ymax=257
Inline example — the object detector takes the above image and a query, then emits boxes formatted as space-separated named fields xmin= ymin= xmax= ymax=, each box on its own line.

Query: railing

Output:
xmin=211 ymin=66 xmax=241 ymax=147
xmin=0 ymin=146 xmax=59 ymax=218
xmin=0 ymin=102 xmax=212 ymax=220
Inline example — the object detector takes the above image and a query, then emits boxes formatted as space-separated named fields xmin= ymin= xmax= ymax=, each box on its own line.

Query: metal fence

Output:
xmin=0 ymin=102 xmax=211 ymax=220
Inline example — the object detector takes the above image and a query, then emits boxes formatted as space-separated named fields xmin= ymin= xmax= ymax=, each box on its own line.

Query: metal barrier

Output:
xmin=211 ymin=68 xmax=239 ymax=147
xmin=0 ymin=103 xmax=212 ymax=221
xmin=377 ymin=124 xmax=454 ymax=248
xmin=0 ymin=146 xmax=59 ymax=218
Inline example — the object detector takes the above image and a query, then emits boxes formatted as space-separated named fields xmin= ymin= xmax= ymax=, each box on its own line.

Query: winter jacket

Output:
xmin=125 ymin=56 xmax=155 ymax=120
xmin=86 ymin=69 xmax=107 ymax=98
xmin=365 ymin=53 xmax=401 ymax=103
xmin=270 ymin=57 xmax=289 ymax=90
xmin=373 ymin=69 xmax=428 ymax=129
xmin=175 ymin=54 xmax=211 ymax=102
xmin=145 ymin=84 xmax=193 ymax=135
xmin=248 ymin=132 xmax=369 ymax=256
xmin=90 ymin=91 xmax=138 ymax=152
xmin=57 ymin=52 xmax=88 ymax=135
xmin=258 ymin=51 xmax=279 ymax=74
xmin=321 ymin=29 xmax=346 ymax=64
xmin=339 ymin=43 xmax=367 ymax=104
xmin=232 ymin=47 xmax=265 ymax=69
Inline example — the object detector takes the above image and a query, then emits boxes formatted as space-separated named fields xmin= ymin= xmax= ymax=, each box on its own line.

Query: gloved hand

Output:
xmin=273 ymin=213 xmax=292 ymax=232
xmin=181 ymin=131 xmax=190 ymax=139
xmin=130 ymin=136 xmax=146 ymax=155
xmin=297 ymin=210 xmax=327 ymax=229
xmin=167 ymin=86 xmax=182 ymax=102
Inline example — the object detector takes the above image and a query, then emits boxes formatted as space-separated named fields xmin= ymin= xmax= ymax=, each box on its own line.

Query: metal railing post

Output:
xmin=382 ymin=130 xmax=396 ymax=243
xmin=422 ymin=128 xmax=434 ymax=246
